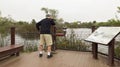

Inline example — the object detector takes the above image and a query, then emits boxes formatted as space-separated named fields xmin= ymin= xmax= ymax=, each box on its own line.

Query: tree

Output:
xmin=49 ymin=9 xmax=58 ymax=19
xmin=31 ymin=19 xmax=36 ymax=24
xmin=41 ymin=7 xmax=64 ymax=28
xmin=57 ymin=18 xmax=64 ymax=23
xmin=41 ymin=7 xmax=58 ymax=19
xmin=41 ymin=7 xmax=49 ymax=14
xmin=117 ymin=7 xmax=120 ymax=13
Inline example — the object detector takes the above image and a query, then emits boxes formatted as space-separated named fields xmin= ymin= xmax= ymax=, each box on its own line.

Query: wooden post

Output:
xmin=52 ymin=26 xmax=56 ymax=51
xmin=11 ymin=27 xmax=15 ymax=45
xmin=54 ymin=26 xmax=57 ymax=50
xmin=108 ymin=39 xmax=115 ymax=66
xmin=92 ymin=26 xmax=96 ymax=54
xmin=93 ymin=43 xmax=98 ymax=59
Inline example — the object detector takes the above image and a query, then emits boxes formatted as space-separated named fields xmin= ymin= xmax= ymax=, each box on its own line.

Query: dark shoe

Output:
xmin=47 ymin=54 xmax=53 ymax=58
xmin=39 ymin=54 xmax=43 ymax=57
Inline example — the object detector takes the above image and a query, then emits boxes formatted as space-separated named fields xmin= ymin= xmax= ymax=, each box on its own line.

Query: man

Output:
xmin=36 ymin=14 xmax=55 ymax=58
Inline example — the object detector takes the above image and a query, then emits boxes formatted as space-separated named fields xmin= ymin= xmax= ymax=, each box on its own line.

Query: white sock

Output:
xmin=39 ymin=51 xmax=43 ymax=54
xmin=48 ymin=52 xmax=50 ymax=55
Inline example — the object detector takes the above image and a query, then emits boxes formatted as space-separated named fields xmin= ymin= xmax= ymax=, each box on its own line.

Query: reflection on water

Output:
xmin=66 ymin=28 xmax=91 ymax=40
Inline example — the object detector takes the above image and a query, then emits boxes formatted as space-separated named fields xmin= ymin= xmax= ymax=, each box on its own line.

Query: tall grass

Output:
xmin=57 ymin=29 xmax=90 ymax=51
xmin=23 ymin=40 xmax=38 ymax=52
xmin=0 ymin=37 xmax=4 ymax=47
xmin=0 ymin=34 xmax=10 ymax=47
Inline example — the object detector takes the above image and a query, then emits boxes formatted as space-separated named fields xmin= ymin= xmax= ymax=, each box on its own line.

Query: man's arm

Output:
xmin=50 ymin=19 xmax=56 ymax=34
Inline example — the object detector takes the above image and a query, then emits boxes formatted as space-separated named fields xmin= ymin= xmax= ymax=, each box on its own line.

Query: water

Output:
xmin=1 ymin=28 xmax=120 ymax=54
xmin=66 ymin=28 xmax=91 ymax=40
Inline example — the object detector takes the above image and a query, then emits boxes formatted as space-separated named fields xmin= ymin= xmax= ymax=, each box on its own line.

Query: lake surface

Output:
xmin=1 ymin=28 xmax=120 ymax=54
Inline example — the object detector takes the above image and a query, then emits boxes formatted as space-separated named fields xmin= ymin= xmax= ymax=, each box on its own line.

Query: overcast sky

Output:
xmin=0 ymin=0 xmax=120 ymax=22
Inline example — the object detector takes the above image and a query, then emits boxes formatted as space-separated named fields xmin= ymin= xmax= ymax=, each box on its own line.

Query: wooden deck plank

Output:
xmin=0 ymin=50 xmax=119 ymax=67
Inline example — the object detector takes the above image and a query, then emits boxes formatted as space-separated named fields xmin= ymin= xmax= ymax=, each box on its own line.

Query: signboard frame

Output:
xmin=85 ymin=26 xmax=120 ymax=66
xmin=85 ymin=27 xmax=120 ymax=45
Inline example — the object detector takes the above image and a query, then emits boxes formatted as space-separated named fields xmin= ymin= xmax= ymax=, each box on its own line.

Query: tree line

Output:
xmin=0 ymin=7 xmax=120 ymax=36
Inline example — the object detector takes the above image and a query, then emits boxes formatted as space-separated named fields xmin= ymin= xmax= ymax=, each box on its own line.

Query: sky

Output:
xmin=0 ymin=0 xmax=120 ymax=22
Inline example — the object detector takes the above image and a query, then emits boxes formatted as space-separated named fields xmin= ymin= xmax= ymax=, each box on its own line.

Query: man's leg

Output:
xmin=39 ymin=34 xmax=44 ymax=57
xmin=47 ymin=45 xmax=53 ymax=58
xmin=45 ymin=34 xmax=53 ymax=58
xmin=39 ymin=45 xmax=43 ymax=53
xmin=39 ymin=45 xmax=43 ymax=57
xmin=47 ymin=45 xmax=52 ymax=55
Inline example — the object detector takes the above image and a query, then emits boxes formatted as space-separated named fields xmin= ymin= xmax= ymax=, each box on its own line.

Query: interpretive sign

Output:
xmin=85 ymin=27 xmax=120 ymax=45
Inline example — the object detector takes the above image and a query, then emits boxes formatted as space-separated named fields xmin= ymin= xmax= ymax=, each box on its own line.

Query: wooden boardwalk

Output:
xmin=0 ymin=50 xmax=120 ymax=67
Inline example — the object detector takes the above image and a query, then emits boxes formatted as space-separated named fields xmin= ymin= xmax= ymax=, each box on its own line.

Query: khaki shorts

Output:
xmin=40 ymin=34 xmax=53 ymax=46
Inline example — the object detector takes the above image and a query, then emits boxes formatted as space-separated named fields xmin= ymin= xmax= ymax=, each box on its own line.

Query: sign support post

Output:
xmin=108 ymin=39 xmax=115 ymax=66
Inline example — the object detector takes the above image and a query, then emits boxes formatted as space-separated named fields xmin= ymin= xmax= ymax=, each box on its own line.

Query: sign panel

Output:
xmin=85 ymin=27 xmax=120 ymax=45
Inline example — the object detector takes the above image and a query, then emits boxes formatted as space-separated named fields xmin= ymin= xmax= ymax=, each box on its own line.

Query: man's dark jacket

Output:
xmin=36 ymin=18 xmax=55 ymax=34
